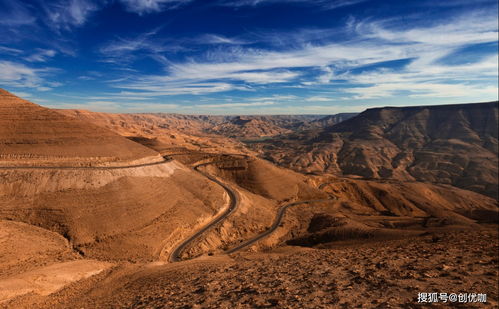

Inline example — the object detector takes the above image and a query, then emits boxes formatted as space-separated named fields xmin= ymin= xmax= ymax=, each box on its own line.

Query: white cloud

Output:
xmin=36 ymin=86 xmax=53 ymax=91
xmin=195 ymin=101 xmax=275 ymax=108
xmin=340 ymin=55 xmax=498 ymax=99
xmin=247 ymin=95 xmax=297 ymax=101
xmin=99 ymin=28 xmax=184 ymax=64
xmin=196 ymin=34 xmax=248 ymax=45
xmin=164 ymin=43 xmax=397 ymax=81
xmin=107 ymin=9 xmax=497 ymax=100
xmin=356 ymin=12 xmax=498 ymax=47
xmin=305 ymin=96 xmax=333 ymax=102
xmin=0 ymin=61 xmax=44 ymax=88
xmin=101 ymin=36 xmax=162 ymax=55
xmin=317 ymin=66 xmax=333 ymax=84
xmin=228 ymin=70 xmax=299 ymax=83
xmin=0 ymin=46 xmax=23 ymax=55
xmin=0 ymin=61 xmax=60 ymax=90
xmin=115 ymin=81 xmax=242 ymax=96
xmin=25 ymin=49 xmax=57 ymax=62
xmin=323 ymin=0 xmax=369 ymax=10
xmin=218 ymin=0 xmax=368 ymax=9
xmin=119 ymin=0 xmax=191 ymax=15
xmin=44 ymin=0 xmax=98 ymax=31
xmin=112 ymin=39 xmax=401 ymax=95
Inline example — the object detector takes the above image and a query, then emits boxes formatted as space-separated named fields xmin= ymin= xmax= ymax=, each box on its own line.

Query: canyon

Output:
xmin=0 ymin=89 xmax=497 ymax=308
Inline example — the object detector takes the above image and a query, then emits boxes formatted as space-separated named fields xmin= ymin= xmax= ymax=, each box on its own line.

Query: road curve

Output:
xmin=168 ymin=160 xmax=240 ymax=263
xmin=225 ymin=198 xmax=334 ymax=254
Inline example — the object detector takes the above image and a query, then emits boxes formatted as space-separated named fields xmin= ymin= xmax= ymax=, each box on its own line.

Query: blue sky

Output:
xmin=0 ymin=0 xmax=497 ymax=114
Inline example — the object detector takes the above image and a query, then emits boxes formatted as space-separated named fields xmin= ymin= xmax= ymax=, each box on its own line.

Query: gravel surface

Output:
xmin=14 ymin=229 xmax=497 ymax=309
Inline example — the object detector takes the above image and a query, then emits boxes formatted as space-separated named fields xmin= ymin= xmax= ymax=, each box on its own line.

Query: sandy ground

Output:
xmin=0 ymin=260 xmax=112 ymax=304
xmin=4 ymin=228 xmax=496 ymax=308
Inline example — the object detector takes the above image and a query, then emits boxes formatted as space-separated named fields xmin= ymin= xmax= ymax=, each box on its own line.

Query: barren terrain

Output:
xmin=5 ymin=229 xmax=497 ymax=308
xmin=0 ymin=90 xmax=497 ymax=307
xmin=250 ymin=102 xmax=499 ymax=199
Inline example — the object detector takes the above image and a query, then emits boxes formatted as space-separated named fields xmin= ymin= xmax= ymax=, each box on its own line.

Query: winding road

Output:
xmin=167 ymin=153 xmax=337 ymax=261
xmin=168 ymin=159 xmax=241 ymax=262
xmin=225 ymin=198 xmax=335 ymax=254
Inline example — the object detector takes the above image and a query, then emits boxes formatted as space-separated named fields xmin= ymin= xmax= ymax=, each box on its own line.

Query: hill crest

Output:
xmin=0 ymin=89 xmax=160 ymax=166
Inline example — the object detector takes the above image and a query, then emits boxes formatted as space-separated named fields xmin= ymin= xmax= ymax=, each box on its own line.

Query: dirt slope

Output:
xmin=200 ymin=157 xmax=325 ymax=202
xmin=0 ymin=220 xmax=77 ymax=279
xmin=0 ymin=89 xmax=160 ymax=166
xmin=0 ymin=162 xmax=228 ymax=262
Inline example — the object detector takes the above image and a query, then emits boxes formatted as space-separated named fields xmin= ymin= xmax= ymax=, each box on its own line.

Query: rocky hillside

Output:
xmin=56 ymin=110 xmax=355 ymax=140
xmin=252 ymin=102 xmax=499 ymax=198
xmin=0 ymin=89 xmax=159 ymax=166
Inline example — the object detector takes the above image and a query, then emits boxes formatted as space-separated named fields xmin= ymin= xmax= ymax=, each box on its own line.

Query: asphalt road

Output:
xmin=168 ymin=160 xmax=240 ymax=262
xmin=225 ymin=198 xmax=335 ymax=254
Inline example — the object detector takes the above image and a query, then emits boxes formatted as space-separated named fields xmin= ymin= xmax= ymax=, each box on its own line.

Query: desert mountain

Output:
xmin=305 ymin=113 xmax=358 ymax=129
xmin=209 ymin=116 xmax=293 ymax=138
xmin=56 ymin=110 xmax=356 ymax=141
xmin=1 ymin=92 xmax=497 ymax=307
xmin=251 ymin=102 xmax=499 ymax=198
xmin=0 ymin=90 xmax=235 ymax=263
xmin=0 ymin=90 xmax=329 ymax=264
xmin=55 ymin=109 xmax=252 ymax=155
xmin=0 ymin=89 xmax=160 ymax=166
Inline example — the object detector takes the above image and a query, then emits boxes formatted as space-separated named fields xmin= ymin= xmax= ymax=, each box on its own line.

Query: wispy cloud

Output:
xmin=305 ymin=96 xmax=332 ymax=102
xmin=341 ymin=56 xmax=499 ymax=99
xmin=247 ymin=95 xmax=297 ymax=101
xmin=195 ymin=34 xmax=249 ymax=45
xmin=99 ymin=28 xmax=185 ymax=65
xmin=354 ymin=12 xmax=498 ymax=47
xmin=335 ymin=13 xmax=499 ymax=100
xmin=0 ymin=61 xmax=44 ymax=88
xmin=119 ymin=0 xmax=192 ymax=15
xmin=43 ymin=0 xmax=99 ymax=31
xmin=77 ymin=71 xmax=103 ymax=80
xmin=195 ymin=101 xmax=275 ymax=108
xmin=217 ymin=0 xmax=368 ymax=9
xmin=114 ymin=81 xmax=243 ymax=96
xmin=0 ymin=46 xmax=23 ymax=55
xmin=0 ymin=61 xmax=59 ymax=90
xmin=322 ymin=0 xmax=369 ymax=10
xmin=25 ymin=49 xmax=57 ymax=62
xmin=110 ymin=9 xmax=497 ymax=100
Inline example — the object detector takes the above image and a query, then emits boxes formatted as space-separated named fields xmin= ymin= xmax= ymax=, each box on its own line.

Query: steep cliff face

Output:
xmin=254 ymin=102 xmax=498 ymax=198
